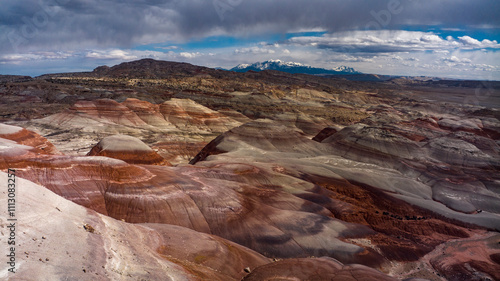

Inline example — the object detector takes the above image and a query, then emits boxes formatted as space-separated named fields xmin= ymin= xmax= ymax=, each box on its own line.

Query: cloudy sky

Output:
xmin=1 ymin=0 xmax=499 ymax=80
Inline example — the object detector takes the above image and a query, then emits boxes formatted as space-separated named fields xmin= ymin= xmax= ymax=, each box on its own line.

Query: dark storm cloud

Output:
xmin=1 ymin=0 xmax=182 ymax=53
xmin=1 ymin=0 xmax=499 ymax=54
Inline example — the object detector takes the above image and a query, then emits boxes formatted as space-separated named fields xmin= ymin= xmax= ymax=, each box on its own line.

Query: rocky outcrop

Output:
xmin=321 ymin=123 xmax=422 ymax=165
xmin=121 ymin=98 xmax=177 ymax=128
xmin=315 ymin=114 xmax=500 ymax=231
xmin=0 ymin=123 xmax=60 ymax=155
xmin=160 ymin=98 xmax=242 ymax=133
xmin=56 ymin=98 xmax=149 ymax=127
xmin=428 ymin=232 xmax=500 ymax=281
xmin=312 ymin=126 xmax=342 ymax=142
xmin=87 ymin=134 xmax=171 ymax=165
xmin=190 ymin=119 xmax=328 ymax=164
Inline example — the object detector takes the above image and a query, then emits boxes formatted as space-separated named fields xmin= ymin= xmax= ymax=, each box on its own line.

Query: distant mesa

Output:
xmin=92 ymin=65 xmax=110 ymax=74
xmin=36 ymin=58 xmax=223 ymax=80
xmin=0 ymin=74 xmax=33 ymax=83
xmin=230 ymin=60 xmax=360 ymax=75
xmin=89 ymin=58 xmax=217 ymax=79
xmin=87 ymin=134 xmax=171 ymax=165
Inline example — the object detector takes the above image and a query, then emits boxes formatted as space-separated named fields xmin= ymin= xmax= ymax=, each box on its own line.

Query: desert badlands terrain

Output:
xmin=1 ymin=59 xmax=500 ymax=280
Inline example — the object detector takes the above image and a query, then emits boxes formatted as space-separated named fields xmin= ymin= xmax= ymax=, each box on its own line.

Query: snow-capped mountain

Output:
xmin=230 ymin=60 xmax=360 ymax=75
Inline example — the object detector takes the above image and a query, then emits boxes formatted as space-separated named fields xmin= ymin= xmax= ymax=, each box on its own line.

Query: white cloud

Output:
xmin=443 ymin=56 xmax=472 ymax=64
xmin=440 ymin=28 xmax=465 ymax=32
xmin=86 ymin=49 xmax=138 ymax=60
xmin=179 ymin=52 xmax=202 ymax=58
xmin=234 ymin=46 xmax=276 ymax=54
xmin=287 ymin=31 xmax=500 ymax=53
xmin=333 ymin=54 xmax=375 ymax=63
xmin=433 ymin=49 xmax=450 ymax=54
xmin=0 ymin=51 xmax=74 ymax=64
xmin=473 ymin=64 xmax=498 ymax=71
xmin=420 ymin=34 xmax=442 ymax=43
xmin=155 ymin=46 xmax=179 ymax=50
xmin=458 ymin=36 xmax=482 ymax=46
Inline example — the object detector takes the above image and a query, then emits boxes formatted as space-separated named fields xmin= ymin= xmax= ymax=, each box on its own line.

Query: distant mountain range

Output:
xmin=230 ymin=60 xmax=360 ymax=75
xmin=33 ymin=58 xmax=476 ymax=84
